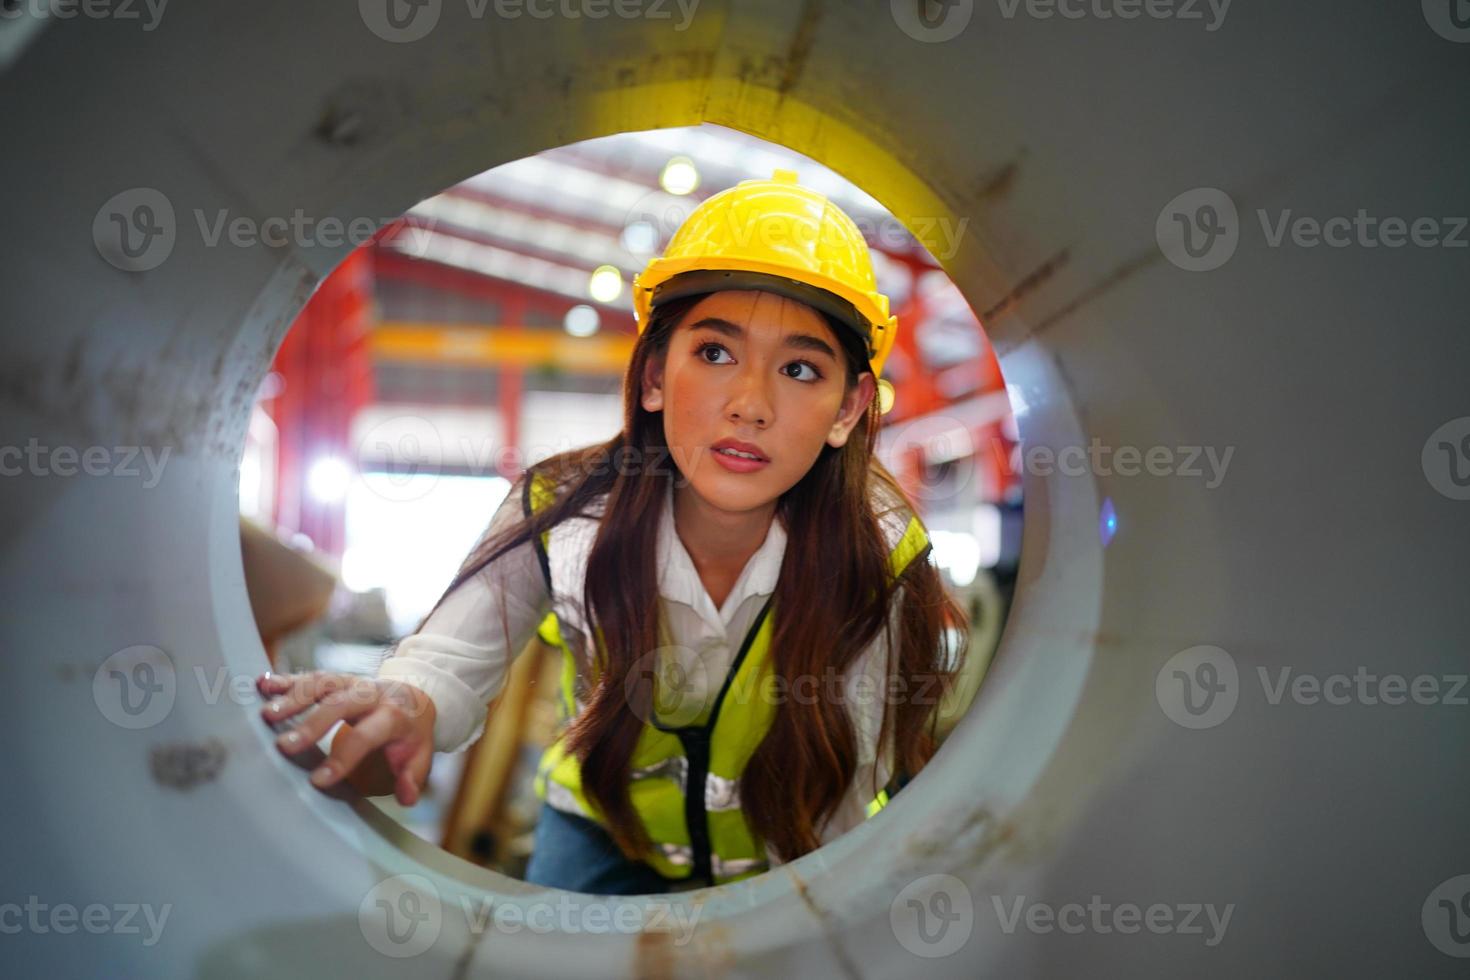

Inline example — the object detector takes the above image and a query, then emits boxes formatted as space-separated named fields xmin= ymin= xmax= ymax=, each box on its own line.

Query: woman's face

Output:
xmin=640 ymin=289 xmax=876 ymax=515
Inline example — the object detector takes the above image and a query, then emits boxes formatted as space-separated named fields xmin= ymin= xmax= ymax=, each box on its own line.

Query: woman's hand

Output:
xmin=255 ymin=671 xmax=437 ymax=807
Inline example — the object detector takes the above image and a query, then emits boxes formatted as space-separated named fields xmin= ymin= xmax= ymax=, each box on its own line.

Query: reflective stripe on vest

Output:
xmin=522 ymin=470 xmax=929 ymax=885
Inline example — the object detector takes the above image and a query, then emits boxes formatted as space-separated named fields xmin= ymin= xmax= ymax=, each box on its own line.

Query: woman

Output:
xmin=256 ymin=169 xmax=969 ymax=895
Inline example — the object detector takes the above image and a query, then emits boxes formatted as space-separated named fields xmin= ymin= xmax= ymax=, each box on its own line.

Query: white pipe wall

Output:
xmin=1 ymin=2 xmax=1466 ymax=976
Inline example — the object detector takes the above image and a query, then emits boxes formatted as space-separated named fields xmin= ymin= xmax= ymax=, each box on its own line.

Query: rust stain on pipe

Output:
xmin=785 ymin=866 xmax=861 ymax=980
xmin=776 ymin=1 xmax=825 ymax=98
xmin=1027 ymin=246 xmax=1163 ymax=339
xmin=980 ymin=248 xmax=1071 ymax=323
xmin=633 ymin=927 xmax=677 ymax=980
xmin=150 ymin=737 xmax=228 ymax=790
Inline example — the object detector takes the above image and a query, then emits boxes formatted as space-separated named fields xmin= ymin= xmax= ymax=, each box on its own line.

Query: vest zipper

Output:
xmin=675 ymin=727 xmax=713 ymax=887
xmin=657 ymin=596 xmax=774 ymax=887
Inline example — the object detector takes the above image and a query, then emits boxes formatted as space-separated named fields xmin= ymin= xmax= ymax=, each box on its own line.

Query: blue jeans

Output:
xmin=523 ymin=804 xmax=676 ymax=895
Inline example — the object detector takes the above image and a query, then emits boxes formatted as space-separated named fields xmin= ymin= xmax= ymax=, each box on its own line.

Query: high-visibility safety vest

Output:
xmin=523 ymin=471 xmax=932 ymax=886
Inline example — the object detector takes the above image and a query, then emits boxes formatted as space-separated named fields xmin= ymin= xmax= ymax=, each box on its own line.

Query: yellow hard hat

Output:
xmin=632 ymin=169 xmax=899 ymax=378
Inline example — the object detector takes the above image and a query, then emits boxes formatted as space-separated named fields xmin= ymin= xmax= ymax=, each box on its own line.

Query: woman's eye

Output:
xmin=697 ymin=343 xmax=733 ymax=364
xmin=783 ymin=361 xmax=820 ymax=382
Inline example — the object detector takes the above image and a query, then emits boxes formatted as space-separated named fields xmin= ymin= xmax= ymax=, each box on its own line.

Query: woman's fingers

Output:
xmin=272 ymin=679 xmax=381 ymax=761
xmin=311 ymin=703 xmax=415 ymax=791
xmin=256 ymin=671 xmax=436 ymax=803
xmin=258 ymin=671 xmax=354 ymax=725
xmin=390 ymin=738 xmax=434 ymax=807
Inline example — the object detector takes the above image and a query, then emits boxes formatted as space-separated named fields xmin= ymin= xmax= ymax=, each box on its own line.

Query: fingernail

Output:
xmin=278 ymin=731 xmax=301 ymax=746
xmin=311 ymin=765 xmax=335 ymax=786
xmin=267 ymin=700 xmax=284 ymax=714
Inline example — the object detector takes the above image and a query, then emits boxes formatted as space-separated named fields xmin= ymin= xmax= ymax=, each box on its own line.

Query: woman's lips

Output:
xmin=710 ymin=446 xmax=771 ymax=473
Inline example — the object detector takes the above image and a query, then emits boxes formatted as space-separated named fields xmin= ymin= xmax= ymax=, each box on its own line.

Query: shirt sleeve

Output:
xmin=375 ymin=479 xmax=552 ymax=754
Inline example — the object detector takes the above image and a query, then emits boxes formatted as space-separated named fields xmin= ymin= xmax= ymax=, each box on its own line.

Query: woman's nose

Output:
xmin=726 ymin=367 xmax=773 ymax=427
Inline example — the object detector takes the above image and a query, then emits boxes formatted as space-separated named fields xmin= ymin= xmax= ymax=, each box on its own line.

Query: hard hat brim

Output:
xmin=648 ymin=268 xmax=877 ymax=363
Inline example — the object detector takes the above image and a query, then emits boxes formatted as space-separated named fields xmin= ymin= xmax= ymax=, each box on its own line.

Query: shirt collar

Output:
xmin=657 ymin=480 xmax=787 ymax=623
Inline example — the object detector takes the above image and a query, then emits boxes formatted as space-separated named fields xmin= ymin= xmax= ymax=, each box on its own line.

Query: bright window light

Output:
xmin=929 ymin=530 xmax=980 ymax=588
xmin=343 ymin=474 xmax=510 ymax=634
xmin=307 ymin=457 xmax=352 ymax=504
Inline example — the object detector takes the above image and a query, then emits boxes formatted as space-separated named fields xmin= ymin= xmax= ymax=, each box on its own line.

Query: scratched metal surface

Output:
xmin=0 ymin=2 xmax=1467 ymax=977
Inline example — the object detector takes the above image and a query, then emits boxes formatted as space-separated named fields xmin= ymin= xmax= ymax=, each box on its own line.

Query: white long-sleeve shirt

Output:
xmin=377 ymin=476 xmax=903 ymax=863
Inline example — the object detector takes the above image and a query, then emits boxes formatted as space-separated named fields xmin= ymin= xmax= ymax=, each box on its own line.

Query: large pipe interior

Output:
xmin=2 ymin=2 xmax=1467 ymax=976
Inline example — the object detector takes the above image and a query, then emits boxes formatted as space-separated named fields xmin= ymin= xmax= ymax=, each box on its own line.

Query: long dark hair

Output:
xmin=416 ymin=291 xmax=969 ymax=864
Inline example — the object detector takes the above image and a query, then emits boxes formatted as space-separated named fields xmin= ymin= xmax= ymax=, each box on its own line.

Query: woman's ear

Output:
xmin=640 ymin=351 xmax=666 ymax=413
xmin=827 ymin=372 xmax=877 ymax=448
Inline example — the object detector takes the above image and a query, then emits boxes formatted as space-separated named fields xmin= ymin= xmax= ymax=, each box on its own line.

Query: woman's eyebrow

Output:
xmin=687 ymin=317 xmax=838 ymax=359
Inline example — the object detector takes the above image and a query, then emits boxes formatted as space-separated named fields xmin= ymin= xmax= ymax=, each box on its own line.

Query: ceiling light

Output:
xmin=659 ymin=155 xmax=700 ymax=195
xmin=877 ymin=378 xmax=896 ymax=415
xmin=588 ymin=264 xmax=623 ymax=303
xmin=563 ymin=304 xmax=600 ymax=337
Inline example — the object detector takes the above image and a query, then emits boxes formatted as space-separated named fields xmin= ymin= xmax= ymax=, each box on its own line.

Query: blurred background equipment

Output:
xmin=237 ymin=517 xmax=337 ymax=668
